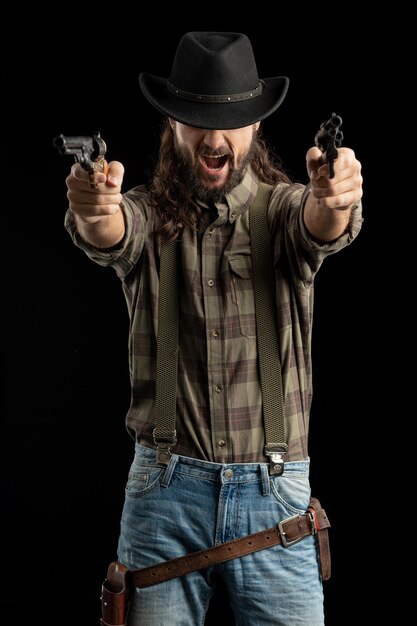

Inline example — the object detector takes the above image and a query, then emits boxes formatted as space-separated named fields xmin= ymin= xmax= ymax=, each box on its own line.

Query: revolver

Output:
xmin=53 ymin=131 xmax=108 ymax=188
xmin=314 ymin=113 xmax=343 ymax=179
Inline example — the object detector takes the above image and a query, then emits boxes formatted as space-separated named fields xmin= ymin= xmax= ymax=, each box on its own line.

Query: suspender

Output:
xmin=153 ymin=182 xmax=287 ymax=474
xmin=249 ymin=183 xmax=287 ymax=474
xmin=152 ymin=239 xmax=180 ymax=464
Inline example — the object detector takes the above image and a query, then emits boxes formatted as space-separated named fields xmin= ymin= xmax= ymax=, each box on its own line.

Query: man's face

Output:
xmin=170 ymin=119 xmax=260 ymax=202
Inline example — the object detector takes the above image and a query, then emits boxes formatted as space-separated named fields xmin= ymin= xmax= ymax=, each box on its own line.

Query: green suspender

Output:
xmin=152 ymin=240 xmax=180 ymax=464
xmin=153 ymin=182 xmax=288 ymax=474
xmin=249 ymin=183 xmax=288 ymax=475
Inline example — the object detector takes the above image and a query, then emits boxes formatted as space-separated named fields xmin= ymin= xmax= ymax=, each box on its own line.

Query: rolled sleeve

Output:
xmin=64 ymin=187 xmax=150 ymax=280
xmin=297 ymin=183 xmax=363 ymax=254
xmin=269 ymin=182 xmax=363 ymax=286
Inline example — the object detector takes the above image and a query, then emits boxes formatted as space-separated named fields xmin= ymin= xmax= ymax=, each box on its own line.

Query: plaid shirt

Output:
xmin=65 ymin=166 xmax=362 ymax=462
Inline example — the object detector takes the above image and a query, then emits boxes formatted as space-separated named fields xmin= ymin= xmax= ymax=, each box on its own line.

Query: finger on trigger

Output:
xmin=94 ymin=172 xmax=107 ymax=185
xmin=317 ymin=163 xmax=330 ymax=178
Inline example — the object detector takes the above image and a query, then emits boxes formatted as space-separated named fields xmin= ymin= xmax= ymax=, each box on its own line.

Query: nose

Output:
xmin=203 ymin=130 xmax=226 ymax=151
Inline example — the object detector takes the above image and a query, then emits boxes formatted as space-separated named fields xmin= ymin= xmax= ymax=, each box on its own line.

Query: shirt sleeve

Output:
xmin=63 ymin=186 xmax=151 ymax=280
xmin=268 ymin=182 xmax=363 ymax=285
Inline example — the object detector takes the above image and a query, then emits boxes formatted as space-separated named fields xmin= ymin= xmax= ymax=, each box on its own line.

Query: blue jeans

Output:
xmin=117 ymin=443 xmax=324 ymax=626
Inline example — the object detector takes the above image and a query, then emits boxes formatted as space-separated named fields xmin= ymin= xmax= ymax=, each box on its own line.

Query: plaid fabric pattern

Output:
xmin=65 ymin=167 xmax=362 ymax=462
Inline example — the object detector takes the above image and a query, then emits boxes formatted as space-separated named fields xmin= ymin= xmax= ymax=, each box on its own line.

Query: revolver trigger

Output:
xmin=88 ymin=171 xmax=99 ymax=189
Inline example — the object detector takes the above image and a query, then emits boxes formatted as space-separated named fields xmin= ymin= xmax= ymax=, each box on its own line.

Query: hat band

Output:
xmin=167 ymin=80 xmax=264 ymax=103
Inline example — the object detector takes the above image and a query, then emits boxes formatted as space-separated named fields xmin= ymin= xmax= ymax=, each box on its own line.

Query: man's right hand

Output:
xmin=66 ymin=161 xmax=125 ymax=224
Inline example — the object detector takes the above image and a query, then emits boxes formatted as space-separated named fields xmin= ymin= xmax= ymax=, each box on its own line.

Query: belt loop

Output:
xmin=161 ymin=454 xmax=178 ymax=488
xmin=260 ymin=463 xmax=270 ymax=496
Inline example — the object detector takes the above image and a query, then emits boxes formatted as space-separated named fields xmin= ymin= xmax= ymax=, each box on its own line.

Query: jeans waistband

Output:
xmin=134 ymin=442 xmax=310 ymax=485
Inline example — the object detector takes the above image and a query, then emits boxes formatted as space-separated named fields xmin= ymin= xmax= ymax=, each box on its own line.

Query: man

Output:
xmin=64 ymin=32 xmax=362 ymax=625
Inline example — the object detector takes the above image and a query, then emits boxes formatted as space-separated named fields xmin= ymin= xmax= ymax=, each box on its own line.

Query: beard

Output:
xmin=173 ymin=132 xmax=256 ymax=204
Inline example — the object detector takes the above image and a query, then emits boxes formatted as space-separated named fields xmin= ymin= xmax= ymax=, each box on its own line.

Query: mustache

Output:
xmin=197 ymin=146 xmax=232 ymax=157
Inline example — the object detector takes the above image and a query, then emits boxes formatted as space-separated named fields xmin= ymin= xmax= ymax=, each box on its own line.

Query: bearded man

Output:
xmin=64 ymin=31 xmax=363 ymax=625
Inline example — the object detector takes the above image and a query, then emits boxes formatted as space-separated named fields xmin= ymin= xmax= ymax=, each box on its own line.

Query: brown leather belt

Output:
xmin=130 ymin=496 xmax=330 ymax=587
xmin=101 ymin=497 xmax=331 ymax=626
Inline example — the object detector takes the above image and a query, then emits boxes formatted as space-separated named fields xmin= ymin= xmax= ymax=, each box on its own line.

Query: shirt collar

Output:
xmin=197 ymin=165 xmax=260 ymax=223
xmin=223 ymin=165 xmax=259 ymax=222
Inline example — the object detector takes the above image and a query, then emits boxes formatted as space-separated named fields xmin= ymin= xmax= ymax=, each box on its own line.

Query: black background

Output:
xmin=2 ymin=13 xmax=386 ymax=625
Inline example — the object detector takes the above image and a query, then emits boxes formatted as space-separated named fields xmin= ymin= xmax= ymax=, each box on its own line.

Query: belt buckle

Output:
xmin=278 ymin=514 xmax=304 ymax=548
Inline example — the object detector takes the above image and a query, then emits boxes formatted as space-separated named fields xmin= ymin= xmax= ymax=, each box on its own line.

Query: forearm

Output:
xmin=303 ymin=192 xmax=352 ymax=242
xmin=74 ymin=209 xmax=125 ymax=249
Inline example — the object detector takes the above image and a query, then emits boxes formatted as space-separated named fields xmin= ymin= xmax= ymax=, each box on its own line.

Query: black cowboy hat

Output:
xmin=139 ymin=32 xmax=289 ymax=130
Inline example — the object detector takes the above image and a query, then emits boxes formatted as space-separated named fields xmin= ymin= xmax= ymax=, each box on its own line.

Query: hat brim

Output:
xmin=139 ymin=73 xmax=289 ymax=130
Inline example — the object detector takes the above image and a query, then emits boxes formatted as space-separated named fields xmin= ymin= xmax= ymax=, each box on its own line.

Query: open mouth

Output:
xmin=199 ymin=153 xmax=230 ymax=173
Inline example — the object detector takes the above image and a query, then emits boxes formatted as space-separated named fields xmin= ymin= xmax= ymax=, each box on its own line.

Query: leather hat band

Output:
xmin=166 ymin=80 xmax=264 ymax=103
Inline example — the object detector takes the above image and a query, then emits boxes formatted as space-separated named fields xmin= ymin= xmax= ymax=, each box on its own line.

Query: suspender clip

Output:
xmin=265 ymin=444 xmax=288 ymax=476
xmin=153 ymin=429 xmax=177 ymax=465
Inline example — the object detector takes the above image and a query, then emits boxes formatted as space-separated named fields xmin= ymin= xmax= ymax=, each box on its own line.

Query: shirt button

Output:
xmin=231 ymin=210 xmax=237 ymax=219
xmin=208 ymin=279 xmax=215 ymax=287
xmin=214 ymin=385 xmax=222 ymax=393
xmin=208 ymin=228 xmax=215 ymax=236
xmin=217 ymin=439 xmax=226 ymax=448
xmin=211 ymin=330 xmax=219 ymax=338
xmin=224 ymin=469 xmax=234 ymax=479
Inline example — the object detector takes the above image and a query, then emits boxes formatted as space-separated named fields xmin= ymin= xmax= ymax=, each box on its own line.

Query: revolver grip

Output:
xmin=89 ymin=158 xmax=109 ymax=189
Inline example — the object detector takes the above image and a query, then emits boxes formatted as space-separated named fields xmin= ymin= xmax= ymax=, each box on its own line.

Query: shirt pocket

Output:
xmin=227 ymin=254 xmax=256 ymax=339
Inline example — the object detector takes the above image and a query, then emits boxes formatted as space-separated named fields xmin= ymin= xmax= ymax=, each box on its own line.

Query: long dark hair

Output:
xmin=148 ymin=119 xmax=291 ymax=241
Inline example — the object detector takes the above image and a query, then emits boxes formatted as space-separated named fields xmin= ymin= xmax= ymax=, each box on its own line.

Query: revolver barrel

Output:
xmin=53 ymin=131 xmax=107 ymax=188
xmin=314 ymin=113 xmax=343 ymax=179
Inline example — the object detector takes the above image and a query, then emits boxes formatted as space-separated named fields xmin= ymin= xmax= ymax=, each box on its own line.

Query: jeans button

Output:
xmin=224 ymin=469 xmax=233 ymax=479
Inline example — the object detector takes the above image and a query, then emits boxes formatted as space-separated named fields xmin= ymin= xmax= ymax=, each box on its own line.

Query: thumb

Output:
xmin=105 ymin=160 xmax=125 ymax=188
xmin=306 ymin=146 xmax=323 ymax=182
